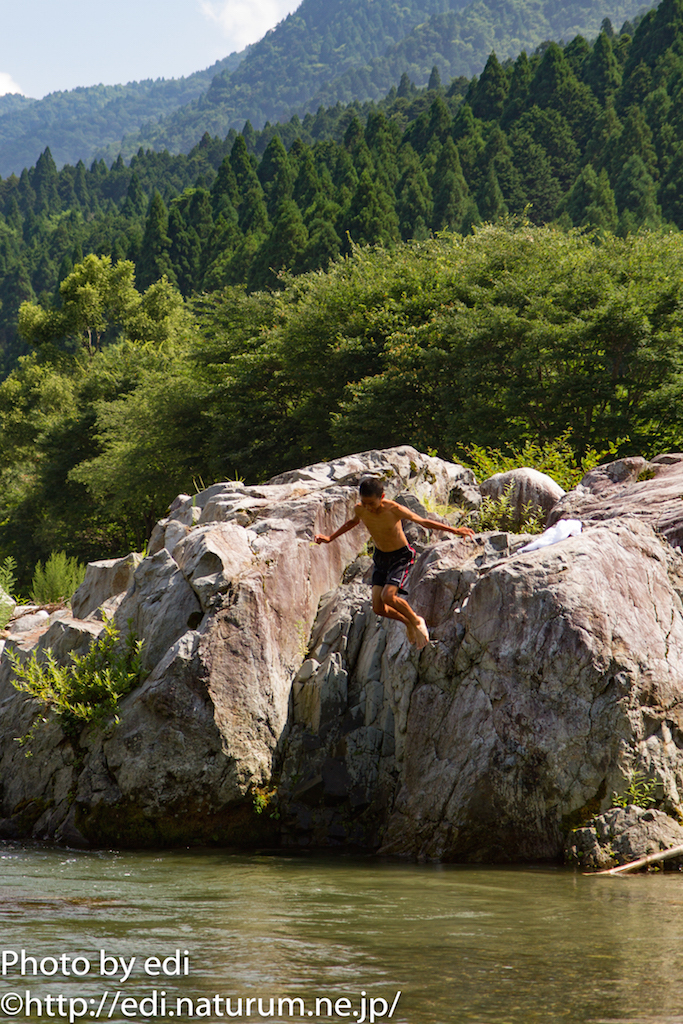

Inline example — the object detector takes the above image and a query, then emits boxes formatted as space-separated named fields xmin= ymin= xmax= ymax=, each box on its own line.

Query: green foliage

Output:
xmin=29 ymin=551 xmax=87 ymax=605
xmin=612 ymin=769 xmax=657 ymax=809
xmin=0 ymin=555 xmax=19 ymax=629
xmin=0 ymin=0 xmax=680 ymax=370
xmin=0 ymin=555 xmax=18 ymax=599
xmin=466 ymin=482 xmax=545 ymax=534
xmin=7 ymin=617 xmax=145 ymax=740
xmin=252 ymin=786 xmax=281 ymax=819
xmin=456 ymin=432 xmax=623 ymax=491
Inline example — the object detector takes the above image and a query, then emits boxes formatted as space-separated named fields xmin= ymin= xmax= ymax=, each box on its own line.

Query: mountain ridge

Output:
xmin=1 ymin=0 xmax=654 ymax=175
xmin=94 ymin=0 xmax=655 ymax=163
xmin=0 ymin=50 xmax=249 ymax=178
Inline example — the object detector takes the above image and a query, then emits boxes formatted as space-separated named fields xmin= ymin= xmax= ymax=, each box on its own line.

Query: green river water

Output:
xmin=1 ymin=844 xmax=682 ymax=1024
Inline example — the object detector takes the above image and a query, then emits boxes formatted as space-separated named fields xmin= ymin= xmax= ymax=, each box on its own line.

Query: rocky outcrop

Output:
xmin=280 ymin=518 xmax=683 ymax=861
xmin=566 ymin=806 xmax=683 ymax=871
xmin=4 ymin=445 xmax=683 ymax=862
xmin=0 ymin=446 xmax=473 ymax=846
xmin=548 ymin=454 xmax=683 ymax=549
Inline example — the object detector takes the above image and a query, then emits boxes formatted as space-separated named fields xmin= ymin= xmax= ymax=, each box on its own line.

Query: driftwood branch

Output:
xmin=588 ymin=842 xmax=683 ymax=876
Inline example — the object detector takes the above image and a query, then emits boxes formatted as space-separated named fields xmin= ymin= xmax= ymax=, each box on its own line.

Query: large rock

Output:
xmin=279 ymin=517 xmax=683 ymax=861
xmin=566 ymin=806 xmax=683 ymax=871
xmin=548 ymin=455 xmax=683 ymax=549
xmin=71 ymin=553 xmax=141 ymax=620
xmin=379 ymin=517 xmax=683 ymax=860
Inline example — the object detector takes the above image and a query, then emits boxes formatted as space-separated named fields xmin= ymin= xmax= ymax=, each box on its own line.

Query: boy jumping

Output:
xmin=314 ymin=477 xmax=475 ymax=649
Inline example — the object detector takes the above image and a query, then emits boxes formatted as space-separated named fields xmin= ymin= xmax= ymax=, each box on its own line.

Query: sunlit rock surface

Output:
xmin=3 ymin=447 xmax=683 ymax=862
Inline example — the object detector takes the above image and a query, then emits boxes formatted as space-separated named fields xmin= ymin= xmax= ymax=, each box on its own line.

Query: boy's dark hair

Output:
xmin=359 ymin=476 xmax=384 ymax=499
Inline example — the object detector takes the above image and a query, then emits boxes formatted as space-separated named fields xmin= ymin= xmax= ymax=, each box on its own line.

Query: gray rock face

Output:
xmin=71 ymin=553 xmax=141 ymax=620
xmin=380 ymin=518 xmax=683 ymax=860
xmin=5 ymin=445 xmax=683 ymax=862
xmin=0 ymin=446 xmax=468 ymax=847
xmin=566 ymin=806 xmax=683 ymax=871
xmin=548 ymin=456 xmax=683 ymax=549
xmin=280 ymin=518 xmax=683 ymax=862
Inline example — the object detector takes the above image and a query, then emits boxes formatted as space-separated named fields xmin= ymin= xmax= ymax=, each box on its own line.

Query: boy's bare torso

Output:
xmin=354 ymin=499 xmax=409 ymax=552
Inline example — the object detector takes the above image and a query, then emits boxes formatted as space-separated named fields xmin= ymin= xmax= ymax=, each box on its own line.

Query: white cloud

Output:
xmin=0 ymin=71 xmax=24 ymax=96
xmin=198 ymin=0 xmax=301 ymax=50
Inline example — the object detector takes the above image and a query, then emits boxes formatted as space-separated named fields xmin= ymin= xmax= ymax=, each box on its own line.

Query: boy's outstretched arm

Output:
xmin=398 ymin=507 xmax=475 ymax=539
xmin=314 ymin=515 xmax=361 ymax=545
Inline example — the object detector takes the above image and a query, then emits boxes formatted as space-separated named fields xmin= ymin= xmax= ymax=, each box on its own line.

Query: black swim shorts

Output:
xmin=371 ymin=545 xmax=416 ymax=594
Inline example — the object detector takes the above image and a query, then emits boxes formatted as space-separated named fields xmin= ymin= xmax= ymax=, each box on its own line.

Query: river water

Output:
xmin=1 ymin=844 xmax=682 ymax=1024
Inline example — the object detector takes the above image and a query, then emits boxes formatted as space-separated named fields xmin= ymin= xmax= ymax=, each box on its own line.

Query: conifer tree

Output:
xmin=659 ymin=144 xmax=683 ymax=226
xmin=397 ymin=73 xmax=415 ymax=98
xmin=563 ymin=35 xmax=591 ymax=78
xmin=298 ymin=216 xmax=342 ymax=273
xmin=432 ymin=137 xmax=470 ymax=231
xmin=614 ymin=154 xmax=662 ymax=230
xmin=74 ymin=161 xmax=92 ymax=212
xmin=230 ymin=135 xmax=261 ymax=197
xmin=122 ymin=172 xmax=146 ymax=219
xmin=343 ymin=169 xmax=399 ymax=248
xmin=585 ymin=32 xmax=622 ymax=105
xmin=137 ymin=192 xmax=175 ymax=290
xmin=528 ymin=42 xmax=601 ymax=148
xmin=469 ymin=52 xmax=509 ymax=121
xmin=611 ymin=104 xmax=659 ymax=179
xmin=396 ymin=145 xmax=433 ymax=240
xmin=258 ymin=136 xmax=294 ymax=219
xmin=513 ymin=107 xmax=580 ymax=192
xmin=31 ymin=148 xmax=60 ymax=216
xmin=511 ymin=138 xmax=562 ymax=223
xmin=292 ymin=144 xmax=322 ymax=219
xmin=584 ymin=168 xmax=619 ymax=233
xmin=248 ymin=199 xmax=308 ymax=290
xmin=502 ymin=51 xmax=532 ymax=125
xmin=238 ymin=184 xmax=270 ymax=236
xmin=452 ymin=103 xmax=485 ymax=185
xmin=365 ymin=111 xmax=400 ymax=192
xmin=644 ymin=87 xmax=675 ymax=174
xmin=477 ymin=163 xmax=508 ymax=222
xmin=478 ymin=125 xmax=525 ymax=214
xmin=168 ymin=204 xmax=201 ymax=297
xmin=210 ymin=155 xmax=240 ymax=219
xmin=586 ymin=99 xmax=623 ymax=170
xmin=560 ymin=165 xmax=618 ymax=233
xmin=427 ymin=65 xmax=442 ymax=91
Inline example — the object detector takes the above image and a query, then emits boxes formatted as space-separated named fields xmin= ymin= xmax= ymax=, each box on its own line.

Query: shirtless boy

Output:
xmin=314 ymin=476 xmax=475 ymax=649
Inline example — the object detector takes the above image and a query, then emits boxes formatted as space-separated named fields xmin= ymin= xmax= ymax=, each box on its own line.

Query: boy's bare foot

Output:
xmin=415 ymin=616 xmax=430 ymax=650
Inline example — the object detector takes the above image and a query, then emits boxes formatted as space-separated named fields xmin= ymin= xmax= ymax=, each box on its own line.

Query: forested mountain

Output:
xmin=0 ymin=95 xmax=34 ymax=117
xmin=1 ymin=0 xmax=683 ymax=583
xmin=2 ymin=0 xmax=681 ymax=374
xmin=0 ymin=50 xmax=248 ymax=178
xmin=100 ymin=0 xmax=655 ymax=162
xmin=0 ymin=0 xmax=655 ymax=176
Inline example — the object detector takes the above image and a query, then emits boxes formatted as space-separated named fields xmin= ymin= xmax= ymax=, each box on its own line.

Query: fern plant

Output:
xmin=7 ymin=617 xmax=144 ymax=740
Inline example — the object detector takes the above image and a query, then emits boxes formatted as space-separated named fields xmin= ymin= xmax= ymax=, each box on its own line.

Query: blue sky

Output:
xmin=0 ymin=0 xmax=302 ymax=99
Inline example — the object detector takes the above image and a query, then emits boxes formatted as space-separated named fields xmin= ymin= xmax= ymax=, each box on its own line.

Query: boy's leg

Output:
xmin=372 ymin=585 xmax=419 ymax=643
xmin=380 ymin=585 xmax=429 ymax=649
